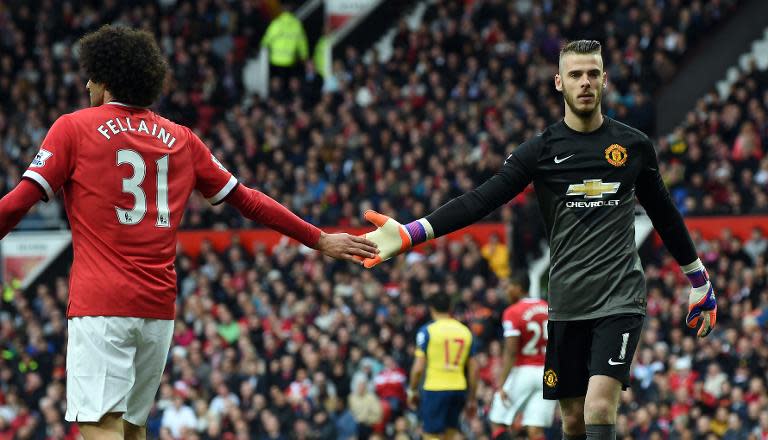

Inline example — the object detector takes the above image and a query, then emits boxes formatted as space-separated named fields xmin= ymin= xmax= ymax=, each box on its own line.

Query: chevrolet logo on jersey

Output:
xmin=566 ymin=179 xmax=620 ymax=198
xmin=565 ymin=179 xmax=621 ymax=208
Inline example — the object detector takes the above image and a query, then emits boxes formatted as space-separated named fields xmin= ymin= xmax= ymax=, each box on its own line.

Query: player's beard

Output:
xmin=89 ymin=88 xmax=105 ymax=107
xmin=564 ymin=86 xmax=601 ymax=119
xmin=90 ymin=92 xmax=103 ymax=107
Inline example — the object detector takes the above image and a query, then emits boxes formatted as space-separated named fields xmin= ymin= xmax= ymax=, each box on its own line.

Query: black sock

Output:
xmin=563 ymin=434 xmax=587 ymax=440
xmin=586 ymin=424 xmax=616 ymax=440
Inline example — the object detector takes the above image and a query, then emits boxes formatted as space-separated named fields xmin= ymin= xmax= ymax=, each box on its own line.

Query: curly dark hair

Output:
xmin=78 ymin=25 xmax=168 ymax=107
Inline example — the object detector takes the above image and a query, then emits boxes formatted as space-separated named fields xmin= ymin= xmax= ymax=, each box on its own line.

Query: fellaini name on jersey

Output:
xmin=566 ymin=199 xmax=620 ymax=208
xmin=96 ymin=117 xmax=177 ymax=148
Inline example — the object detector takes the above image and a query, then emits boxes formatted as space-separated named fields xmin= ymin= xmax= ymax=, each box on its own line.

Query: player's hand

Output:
xmin=465 ymin=399 xmax=477 ymax=419
xmin=407 ymin=389 xmax=420 ymax=410
xmin=687 ymin=283 xmax=717 ymax=338
xmin=358 ymin=210 xmax=413 ymax=268
xmin=498 ymin=389 xmax=511 ymax=408
xmin=685 ymin=266 xmax=717 ymax=338
xmin=315 ymin=232 xmax=378 ymax=264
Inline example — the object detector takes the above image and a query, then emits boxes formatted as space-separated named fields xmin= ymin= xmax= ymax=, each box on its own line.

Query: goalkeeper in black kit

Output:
xmin=360 ymin=40 xmax=717 ymax=440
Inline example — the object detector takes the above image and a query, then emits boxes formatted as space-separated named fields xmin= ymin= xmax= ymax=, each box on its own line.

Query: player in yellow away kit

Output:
xmin=408 ymin=293 xmax=478 ymax=439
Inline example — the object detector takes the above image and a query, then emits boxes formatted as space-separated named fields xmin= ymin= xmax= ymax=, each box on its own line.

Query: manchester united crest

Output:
xmin=604 ymin=144 xmax=628 ymax=167
xmin=543 ymin=369 xmax=558 ymax=388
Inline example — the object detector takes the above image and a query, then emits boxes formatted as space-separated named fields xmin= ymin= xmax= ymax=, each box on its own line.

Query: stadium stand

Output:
xmin=0 ymin=0 xmax=743 ymax=231
xmin=1 ymin=0 xmax=768 ymax=439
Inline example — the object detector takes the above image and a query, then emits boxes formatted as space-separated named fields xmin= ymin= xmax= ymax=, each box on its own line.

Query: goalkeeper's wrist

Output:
xmin=682 ymin=258 xmax=709 ymax=288
xmin=404 ymin=218 xmax=434 ymax=246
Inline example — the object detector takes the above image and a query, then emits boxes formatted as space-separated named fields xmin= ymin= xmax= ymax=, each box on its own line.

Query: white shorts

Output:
xmin=488 ymin=365 xmax=557 ymax=428
xmin=65 ymin=316 xmax=174 ymax=425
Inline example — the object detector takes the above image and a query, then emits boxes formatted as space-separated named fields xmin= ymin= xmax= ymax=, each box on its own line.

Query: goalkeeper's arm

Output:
xmin=424 ymin=167 xmax=523 ymax=237
xmin=360 ymin=158 xmax=531 ymax=268
xmin=635 ymin=142 xmax=716 ymax=337
xmin=360 ymin=137 xmax=542 ymax=266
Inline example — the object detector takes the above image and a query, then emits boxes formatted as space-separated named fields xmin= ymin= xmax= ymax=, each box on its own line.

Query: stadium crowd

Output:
xmin=1 ymin=0 xmax=768 ymax=439
xmin=4 ymin=220 xmax=768 ymax=439
xmin=0 ymin=0 xmax=747 ymax=234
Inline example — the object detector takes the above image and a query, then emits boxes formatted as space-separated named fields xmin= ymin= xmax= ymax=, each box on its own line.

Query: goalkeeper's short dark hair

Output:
xmin=559 ymin=40 xmax=602 ymax=57
xmin=78 ymin=25 xmax=168 ymax=107
xmin=427 ymin=292 xmax=451 ymax=313
xmin=558 ymin=40 xmax=603 ymax=73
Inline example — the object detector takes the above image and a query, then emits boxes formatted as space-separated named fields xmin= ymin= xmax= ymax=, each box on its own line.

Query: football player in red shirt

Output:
xmin=488 ymin=275 xmax=556 ymax=440
xmin=0 ymin=25 xmax=377 ymax=440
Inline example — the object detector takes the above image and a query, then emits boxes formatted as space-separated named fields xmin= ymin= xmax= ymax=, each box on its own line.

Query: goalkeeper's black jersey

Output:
xmin=426 ymin=116 xmax=696 ymax=320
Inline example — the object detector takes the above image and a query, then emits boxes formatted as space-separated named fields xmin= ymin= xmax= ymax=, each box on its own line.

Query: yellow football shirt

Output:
xmin=415 ymin=318 xmax=475 ymax=391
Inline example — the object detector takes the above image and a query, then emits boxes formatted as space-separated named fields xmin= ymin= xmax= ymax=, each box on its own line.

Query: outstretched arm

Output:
xmin=0 ymin=180 xmax=45 ymax=239
xmin=188 ymin=128 xmax=377 ymax=263
xmin=425 ymin=167 xmax=527 ymax=237
xmin=359 ymin=140 xmax=539 ymax=267
xmin=225 ymin=184 xmax=377 ymax=263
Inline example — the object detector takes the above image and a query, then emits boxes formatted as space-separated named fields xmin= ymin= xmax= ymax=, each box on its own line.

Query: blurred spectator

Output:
xmin=0 ymin=0 xmax=746 ymax=236
xmin=160 ymin=394 xmax=197 ymax=439
xmin=373 ymin=356 xmax=407 ymax=416
xmin=348 ymin=380 xmax=382 ymax=439
xmin=481 ymin=233 xmax=510 ymax=279
xmin=260 ymin=3 xmax=308 ymax=84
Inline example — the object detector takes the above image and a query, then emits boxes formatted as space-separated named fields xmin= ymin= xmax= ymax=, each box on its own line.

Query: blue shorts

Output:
xmin=420 ymin=390 xmax=466 ymax=434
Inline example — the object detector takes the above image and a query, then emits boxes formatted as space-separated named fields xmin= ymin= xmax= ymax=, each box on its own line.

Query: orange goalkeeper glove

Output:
xmin=359 ymin=210 xmax=433 ymax=268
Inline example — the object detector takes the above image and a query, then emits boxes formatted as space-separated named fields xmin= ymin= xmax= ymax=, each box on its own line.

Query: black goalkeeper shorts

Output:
xmin=543 ymin=313 xmax=643 ymax=400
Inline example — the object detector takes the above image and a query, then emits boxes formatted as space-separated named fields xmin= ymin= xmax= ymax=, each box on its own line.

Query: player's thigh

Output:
xmin=520 ymin=391 xmax=557 ymax=428
xmin=66 ymin=317 xmax=140 ymax=423
xmin=588 ymin=313 xmax=643 ymax=390
xmin=489 ymin=366 xmax=535 ymax=426
xmin=520 ymin=366 xmax=557 ymax=428
xmin=123 ymin=319 xmax=174 ymax=427
xmin=488 ymin=390 xmax=517 ymax=426
xmin=78 ymin=412 xmax=125 ymax=439
xmin=445 ymin=390 xmax=466 ymax=430
xmin=420 ymin=390 xmax=451 ymax=435
xmin=543 ymin=319 xmax=592 ymax=400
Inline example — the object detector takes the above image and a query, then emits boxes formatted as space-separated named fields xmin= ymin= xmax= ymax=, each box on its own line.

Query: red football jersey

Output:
xmin=23 ymin=103 xmax=236 ymax=319
xmin=501 ymin=298 xmax=549 ymax=366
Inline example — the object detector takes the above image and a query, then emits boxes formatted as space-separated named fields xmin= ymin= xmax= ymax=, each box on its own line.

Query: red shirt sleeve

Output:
xmin=0 ymin=180 xmax=45 ymax=238
xmin=187 ymin=129 xmax=237 ymax=204
xmin=502 ymin=305 xmax=521 ymax=338
xmin=22 ymin=114 xmax=76 ymax=201
xmin=226 ymin=185 xmax=321 ymax=248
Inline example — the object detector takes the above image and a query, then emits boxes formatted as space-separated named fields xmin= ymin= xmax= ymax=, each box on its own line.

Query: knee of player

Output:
xmin=561 ymin=413 xmax=586 ymax=435
xmin=526 ymin=426 xmax=546 ymax=440
xmin=583 ymin=397 xmax=617 ymax=423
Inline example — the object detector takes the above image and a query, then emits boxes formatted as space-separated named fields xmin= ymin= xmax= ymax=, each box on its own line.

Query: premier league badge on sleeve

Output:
xmin=30 ymin=149 xmax=53 ymax=168
xmin=211 ymin=154 xmax=229 ymax=172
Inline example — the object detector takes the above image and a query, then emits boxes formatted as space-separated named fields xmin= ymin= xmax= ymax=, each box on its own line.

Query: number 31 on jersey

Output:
xmin=116 ymin=150 xmax=170 ymax=228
